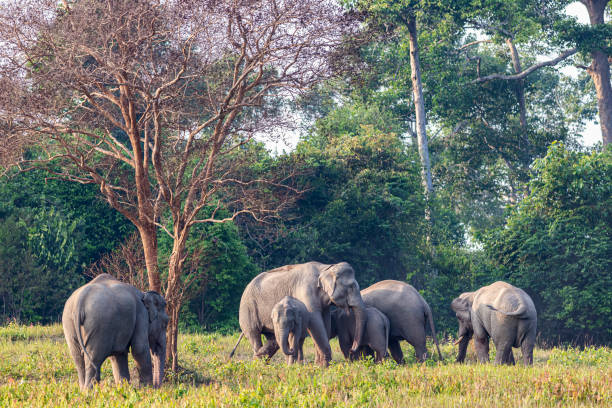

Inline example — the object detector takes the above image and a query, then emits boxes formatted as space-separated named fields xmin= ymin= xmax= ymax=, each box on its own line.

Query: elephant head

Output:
xmin=271 ymin=297 xmax=302 ymax=358
xmin=319 ymin=262 xmax=366 ymax=353
xmin=142 ymin=291 xmax=169 ymax=388
xmin=450 ymin=292 xmax=475 ymax=363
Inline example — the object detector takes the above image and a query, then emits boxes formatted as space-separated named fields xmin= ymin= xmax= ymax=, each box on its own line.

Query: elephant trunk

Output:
xmin=279 ymin=327 xmax=293 ymax=356
xmin=349 ymin=297 xmax=366 ymax=353
xmin=455 ymin=332 xmax=472 ymax=363
xmin=152 ymin=345 xmax=165 ymax=388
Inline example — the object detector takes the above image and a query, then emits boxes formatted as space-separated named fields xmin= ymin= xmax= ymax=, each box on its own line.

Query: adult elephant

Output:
xmin=62 ymin=274 xmax=169 ymax=390
xmin=233 ymin=261 xmax=366 ymax=366
xmin=451 ymin=281 xmax=537 ymax=365
xmin=361 ymin=280 xmax=442 ymax=363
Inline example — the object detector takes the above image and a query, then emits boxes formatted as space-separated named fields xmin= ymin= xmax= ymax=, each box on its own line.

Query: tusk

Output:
xmin=454 ymin=336 xmax=464 ymax=345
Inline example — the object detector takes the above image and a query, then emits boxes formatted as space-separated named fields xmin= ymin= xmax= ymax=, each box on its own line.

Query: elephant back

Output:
xmin=475 ymin=281 xmax=537 ymax=319
xmin=361 ymin=280 xmax=427 ymax=339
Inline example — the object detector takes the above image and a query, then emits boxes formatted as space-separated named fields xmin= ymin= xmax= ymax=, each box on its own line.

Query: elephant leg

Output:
xmin=307 ymin=315 xmax=332 ymax=367
xmin=388 ymin=339 xmax=404 ymax=364
xmin=521 ymin=340 xmax=534 ymax=365
xmin=508 ymin=349 xmax=516 ymax=365
xmin=412 ymin=340 xmax=427 ymax=363
xmin=297 ymin=338 xmax=305 ymax=363
xmin=373 ymin=345 xmax=384 ymax=363
xmin=245 ymin=330 xmax=264 ymax=358
xmin=337 ymin=331 xmax=352 ymax=360
xmin=258 ymin=332 xmax=279 ymax=360
xmin=403 ymin=326 xmax=427 ymax=362
xmin=494 ymin=341 xmax=513 ymax=365
xmin=66 ymin=340 xmax=86 ymax=389
xmin=131 ymin=342 xmax=153 ymax=386
xmin=83 ymin=359 xmax=102 ymax=390
xmin=110 ymin=353 xmax=130 ymax=385
xmin=474 ymin=336 xmax=490 ymax=363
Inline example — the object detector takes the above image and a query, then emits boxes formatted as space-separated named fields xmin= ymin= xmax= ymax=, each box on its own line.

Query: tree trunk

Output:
xmin=506 ymin=36 xmax=530 ymax=159
xmin=583 ymin=0 xmax=612 ymax=145
xmin=407 ymin=16 xmax=433 ymax=198
xmin=505 ymin=38 xmax=528 ymax=131
xmin=165 ymin=296 xmax=181 ymax=373
xmin=505 ymin=37 xmax=531 ymax=196
xmin=138 ymin=225 xmax=160 ymax=292
xmin=164 ymin=230 xmax=188 ymax=373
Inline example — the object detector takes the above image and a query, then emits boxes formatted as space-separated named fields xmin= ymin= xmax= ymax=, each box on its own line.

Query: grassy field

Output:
xmin=0 ymin=323 xmax=609 ymax=407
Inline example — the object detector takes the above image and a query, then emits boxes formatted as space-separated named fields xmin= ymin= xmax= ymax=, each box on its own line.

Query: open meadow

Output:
xmin=0 ymin=324 xmax=609 ymax=407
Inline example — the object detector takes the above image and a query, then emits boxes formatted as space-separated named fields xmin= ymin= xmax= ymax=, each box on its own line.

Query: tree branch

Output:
xmin=474 ymin=48 xmax=578 ymax=83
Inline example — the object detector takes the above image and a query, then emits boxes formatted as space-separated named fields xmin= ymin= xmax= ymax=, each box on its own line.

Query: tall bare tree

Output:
xmin=0 ymin=0 xmax=352 ymax=372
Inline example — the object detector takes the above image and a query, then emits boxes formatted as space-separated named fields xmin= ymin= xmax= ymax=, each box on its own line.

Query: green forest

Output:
xmin=0 ymin=0 xmax=610 ymax=350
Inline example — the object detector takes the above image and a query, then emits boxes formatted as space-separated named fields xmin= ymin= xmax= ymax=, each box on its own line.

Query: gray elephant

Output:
xmin=451 ymin=281 xmax=537 ymax=365
xmin=271 ymin=296 xmax=310 ymax=364
xmin=62 ymin=274 xmax=169 ymax=390
xmin=361 ymin=280 xmax=442 ymax=363
xmin=231 ymin=261 xmax=366 ymax=366
xmin=330 ymin=305 xmax=389 ymax=363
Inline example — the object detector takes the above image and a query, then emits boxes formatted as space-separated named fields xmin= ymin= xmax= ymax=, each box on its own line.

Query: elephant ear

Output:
xmin=143 ymin=291 xmax=165 ymax=323
xmin=451 ymin=296 xmax=471 ymax=322
xmin=318 ymin=265 xmax=337 ymax=299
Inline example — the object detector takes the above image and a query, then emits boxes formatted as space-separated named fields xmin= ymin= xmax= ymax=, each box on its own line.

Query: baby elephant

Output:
xmin=331 ymin=306 xmax=389 ymax=363
xmin=451 ymin=281 xmax=537 ymax=365
xmin=271 ymin=296 xmax=310 ymax=364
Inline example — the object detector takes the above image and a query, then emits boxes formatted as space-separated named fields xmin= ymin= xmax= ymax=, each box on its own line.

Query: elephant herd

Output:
xmin=62 ymin=262 xmax=537 ymax=391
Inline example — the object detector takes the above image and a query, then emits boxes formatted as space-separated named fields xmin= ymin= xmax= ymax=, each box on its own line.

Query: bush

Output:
xmin=486 ymin=143 xmax=612 ymax=345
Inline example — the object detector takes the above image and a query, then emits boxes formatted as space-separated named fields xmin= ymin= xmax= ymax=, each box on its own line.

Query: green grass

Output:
xmin=0 ymin=324 xmax=609 ymax=407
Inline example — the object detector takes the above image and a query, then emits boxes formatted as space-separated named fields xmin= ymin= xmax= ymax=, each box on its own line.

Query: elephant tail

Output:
xmin=425 ymin=304 xmax=443 ymax=361
xmin=486 ymin=303 xmax=527 ymax=317
xmin=74 ymin=287 xmax=94 ymax=365
xmin=229 ymin=332 xmax=244 ymax=359
xmin=384 ymin=316 xmax=390 ymax=358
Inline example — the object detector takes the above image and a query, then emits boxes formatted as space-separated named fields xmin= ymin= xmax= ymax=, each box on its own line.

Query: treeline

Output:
xmin=1 ymin=142 xmax=609 ymax=344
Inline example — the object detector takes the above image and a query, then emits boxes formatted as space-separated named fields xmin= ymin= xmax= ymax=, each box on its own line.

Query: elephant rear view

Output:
xmin=451 ymin=281 xmax=537 ymax=365
xmin=361 ymin=280 xmax=442 ymax=363
xmin=62 ymin=274 xmax=169 ymax=390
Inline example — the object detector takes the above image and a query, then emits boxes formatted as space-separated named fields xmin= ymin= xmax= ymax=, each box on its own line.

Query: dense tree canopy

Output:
xmin=486 ymin=143 xmax=611 ymax=344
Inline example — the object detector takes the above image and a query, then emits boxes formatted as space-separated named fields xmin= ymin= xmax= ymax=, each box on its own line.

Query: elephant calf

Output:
xmin=62 ymin=274 xmax=169 ymax=390
xmin=271 ymin=296 xmax=311 ymax=364
xmin=331 ymin=306 xmax=390 ymax=363
xmin=451 ymin=281 xmax=537 ymax=365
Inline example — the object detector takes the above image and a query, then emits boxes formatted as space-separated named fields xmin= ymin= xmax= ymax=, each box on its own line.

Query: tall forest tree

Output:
xmin=0 ymin=0 xmax=353 ymax=371
xmin=576 ymin=0 xmax=612 ymax=145
xmin=353 ymin=0 xmax=462 ymax=198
